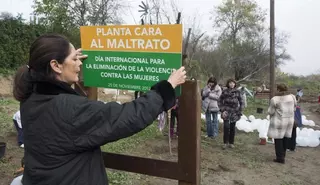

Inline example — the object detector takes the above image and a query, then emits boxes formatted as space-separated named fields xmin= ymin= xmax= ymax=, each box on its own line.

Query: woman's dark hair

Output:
xmin=13 ymin=34 xmax=71 ymax=102
xmin=226 ymin=79 xmax=237 ymax=88
xmin=207 ymin=77 xmax=217 ymax=86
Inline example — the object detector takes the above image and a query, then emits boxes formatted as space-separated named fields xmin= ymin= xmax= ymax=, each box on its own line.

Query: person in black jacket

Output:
xmin=12 ymin=34 xmax=186 ymax=185
xmin=219 ymin=79 xmax=244 ymax=149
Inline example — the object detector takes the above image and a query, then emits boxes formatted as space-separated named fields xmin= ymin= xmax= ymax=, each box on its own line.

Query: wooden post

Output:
xmin=178 ymin=80 xmax=201 ymax=185
xmin=270 ymin=0 xmax=275 ymax=99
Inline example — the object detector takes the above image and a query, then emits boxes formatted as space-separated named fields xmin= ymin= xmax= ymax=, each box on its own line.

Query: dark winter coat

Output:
xmin=20 ymin=80 xmax=175 ymax=185
xmin=219 ymin=88 xmax=244 ymax=123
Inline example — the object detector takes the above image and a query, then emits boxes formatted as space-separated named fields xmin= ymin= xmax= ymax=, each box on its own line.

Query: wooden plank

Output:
xmin=102 ymin=152 xmax=185 ymax=180
xmin=178 ymin=80 xmax=201 ymax=185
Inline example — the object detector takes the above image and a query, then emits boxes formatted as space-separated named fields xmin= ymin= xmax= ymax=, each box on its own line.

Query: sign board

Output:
xmin=80 ymin=24 xmax=182 ymax=93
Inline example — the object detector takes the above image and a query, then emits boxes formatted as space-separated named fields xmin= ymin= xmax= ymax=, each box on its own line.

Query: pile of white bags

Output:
xmin=201 ymin=113 xmax=320 ymax=147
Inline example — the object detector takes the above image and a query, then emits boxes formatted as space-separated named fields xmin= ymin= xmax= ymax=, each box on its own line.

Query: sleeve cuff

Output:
xmin=151 ymin=80 xmax=176 ymax=111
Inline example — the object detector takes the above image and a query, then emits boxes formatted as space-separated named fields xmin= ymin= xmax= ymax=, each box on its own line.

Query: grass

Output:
xmin=0 ymin=68 xmax=15 ymax=76
xmin=243 ymin=97 xmax=269 ymax=119
xmin=101 ymin=123 xmax=163 ymax=185
xmin=0 ymin=98 xmax=19 ymax=137
xmin=102 ymin=123 xmax=162 ymax=153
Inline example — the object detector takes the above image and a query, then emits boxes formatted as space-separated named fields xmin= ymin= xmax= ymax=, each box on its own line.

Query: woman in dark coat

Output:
xmin=219 ymin=79 xmax=244 ymax=149
xmin=13 ymin=34 xmax=186 ymax=185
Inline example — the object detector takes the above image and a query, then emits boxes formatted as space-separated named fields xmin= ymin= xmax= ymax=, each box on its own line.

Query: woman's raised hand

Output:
xmin=76 ymin=48 xmax=88 ymax=60
xmin=167 ymin=66 xmax=187 ymax=88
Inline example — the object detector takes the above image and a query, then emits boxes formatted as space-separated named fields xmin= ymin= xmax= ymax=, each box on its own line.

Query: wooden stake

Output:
xmin=178 ymin=80 xmax=201 ymax=185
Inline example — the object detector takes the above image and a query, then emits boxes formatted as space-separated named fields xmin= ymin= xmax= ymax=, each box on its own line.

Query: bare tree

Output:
xmin=145 ymin=0 xmax=180 ymax=25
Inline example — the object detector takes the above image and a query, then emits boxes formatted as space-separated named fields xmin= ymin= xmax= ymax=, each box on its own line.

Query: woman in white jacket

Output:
xmin=202 ymin=77 xmax=222 ymax=138
xmin=268 ymin=84 xmax=296 ymax=164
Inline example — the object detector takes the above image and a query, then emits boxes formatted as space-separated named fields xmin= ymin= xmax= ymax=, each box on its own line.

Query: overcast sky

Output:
xmin=1 ymin=0 xmax=319 ymax=76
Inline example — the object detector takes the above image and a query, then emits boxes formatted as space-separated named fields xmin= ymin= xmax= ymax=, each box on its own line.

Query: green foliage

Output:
xmin=0 ymin=0 xmax=127 ymax=74
xmin=0 ymin=14 xmax=82 ymax=73
xmin=0 ymin=68 xmax=15 ymax=76
xmin=0 ymin=98 xmax=19 ymax=137
xmin=243 ymin=97 xmax=269 ymax=119
xmin=276 ymin=72 xmax=320 ymax=95
xmin=0 ymin=13 xmax=47 ymax=70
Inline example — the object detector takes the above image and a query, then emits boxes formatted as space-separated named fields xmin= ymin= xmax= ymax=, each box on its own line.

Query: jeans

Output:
xmin=205 ymin=111 xmax=218 ymax=137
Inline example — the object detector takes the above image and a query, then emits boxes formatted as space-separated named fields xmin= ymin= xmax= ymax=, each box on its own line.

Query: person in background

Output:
xmin=170 ymin=97 xmax=179 ymax=137
xmin=296 ymin=88 xmax=303 ymax=102
xmin=13 ymin=34 xmax=186 ymax=185
xmin=268 ymin=84 xmax=296 ymax=164
xmin=202 ymin=77 xmax=222 ymax=138
xmin=13 ymin=110 xmax=24 ymax=148
xmin=134 ymin=91 xmax=144 ymax=99
xmin=240 ymin=86 xmax=247 ymax=108
xmin=287 ymin=96 xmax=302 ymax=152
xmin=219 ymin=79 xmax=243 ymax=149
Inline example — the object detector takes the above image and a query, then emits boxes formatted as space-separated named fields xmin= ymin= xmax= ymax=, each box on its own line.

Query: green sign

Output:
xmin=80 ymin=24 xmax=182 ymax=93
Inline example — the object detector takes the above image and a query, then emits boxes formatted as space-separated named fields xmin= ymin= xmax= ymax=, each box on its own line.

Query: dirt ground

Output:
xmin=122 ymin=103 xmax=320 ymax=185
xmin=1 ymin=81 xmax=320 ymax=185
xmin=1 ymin=103 xmax=320 ymax=185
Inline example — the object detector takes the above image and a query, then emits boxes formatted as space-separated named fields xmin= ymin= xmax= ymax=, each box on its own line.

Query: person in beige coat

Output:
xmin=267 ymin=84 xmax=297 ymax=164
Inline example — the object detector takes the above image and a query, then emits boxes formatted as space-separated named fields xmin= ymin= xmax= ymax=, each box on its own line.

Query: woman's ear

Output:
xmin=50 ymin=60 xmax=62 ymax=74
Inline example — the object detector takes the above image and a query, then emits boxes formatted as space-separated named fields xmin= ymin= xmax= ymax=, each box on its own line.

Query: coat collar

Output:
xmin=34 ymin=80 xmax=82 ymax=96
